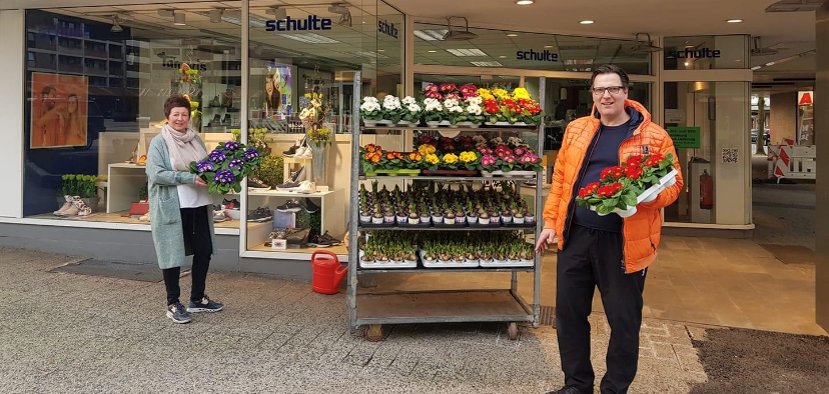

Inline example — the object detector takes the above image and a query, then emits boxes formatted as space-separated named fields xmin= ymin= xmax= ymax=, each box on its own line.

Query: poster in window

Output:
xmin=30 ymin=72 xmax=89 ymax=149
xmin=264 ymin=63 xmax=293 ymax=118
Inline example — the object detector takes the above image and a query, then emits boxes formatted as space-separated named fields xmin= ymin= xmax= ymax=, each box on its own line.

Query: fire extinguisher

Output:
xmin=699 ymin=169 xmax=713 ymax=210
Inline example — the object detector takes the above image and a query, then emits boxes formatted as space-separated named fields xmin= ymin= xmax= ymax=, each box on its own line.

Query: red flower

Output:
xmin=597 ymin=182 xmax=623 ymax=197
xmin=644 ymin=153 xmax=665 ymax=167
xmin=625 ymin=154 xmax=644 ymax=167
xmin=578 ymin=182 xmax=601 ymax=198
xmin=600 ymin=166 xmax=625 ymax=182
xmin=624 ymin=166 xmax=643 ymax=179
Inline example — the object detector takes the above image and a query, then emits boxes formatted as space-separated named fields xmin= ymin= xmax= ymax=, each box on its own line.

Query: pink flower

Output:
xmin=425 ymin=91 xmax=442 ymax=99
xmin=481 ymin=155 xmax=497 ymax=167
xmin=440 ymin=83 xmax=457 ymax=92
xmin=425 ymin=83 xmax=439 ymax=92
xmin=445 ymin=93 xmax=461 ymax=101
xmin=520 ymin=153 xmax=539 ymax=164
xmin=514 ymin=146 xmax=526 ymax=156
xmin=504 ymin=155 xmax=517 ymax=164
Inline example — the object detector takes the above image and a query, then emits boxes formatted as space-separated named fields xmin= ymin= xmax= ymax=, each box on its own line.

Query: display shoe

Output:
xmin=297 ymin=180 xmax=316 ymax=194
xmin=247 ymin=177 xmax=271 ymax=190
xmin=209 ymin=95 xmax=221 ymax=108
xmin=314 ymin=231 xmax=341 ymax=247
xmin=209 ymin=114 xmax=221 ymax=126
xmin=213 ymin=210 xmax=228 ymax=222
xmin=274 ymin=180 xmax=301 ymax=191
xmin=247 ymin=207 xmax=273 ymax=222
xmin=72 ymin=196 xmax=92 ymax=216
xmin=221 ymin=114 xmax=232 ymax=125
xmin=276 ymin=199 xmax=302 ymax=213
xmin=302 ymin=197 xmax=320 ymax=214
xmin=54 ymin=195 xmax=74 ymax=216
xmin=138 ymin=212 xmax=151 ymax=222
xmin=297 ymin=146 xmax=313 ymax=158
xmin=289 ymin=166 xmax=305 ymax=182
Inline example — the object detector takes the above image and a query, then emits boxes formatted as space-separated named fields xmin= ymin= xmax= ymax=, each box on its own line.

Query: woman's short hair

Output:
xmin=164 ymin=95 xmax=192 ymax=118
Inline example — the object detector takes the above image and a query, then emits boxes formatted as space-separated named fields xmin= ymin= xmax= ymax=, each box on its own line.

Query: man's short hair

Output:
xmin=590 ymin=64 xmax=630 ymax=88
xmin=42 ymin=85 xmax=55 ymax=96
xmin=164 ymin=95 xmax=192 ymax=118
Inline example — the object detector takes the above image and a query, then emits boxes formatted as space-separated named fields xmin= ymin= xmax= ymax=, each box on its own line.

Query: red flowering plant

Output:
xmin=623 ymin=152 xmax=676 ymax=190
xmin=575 ymin=164 xmax=642 ymax=215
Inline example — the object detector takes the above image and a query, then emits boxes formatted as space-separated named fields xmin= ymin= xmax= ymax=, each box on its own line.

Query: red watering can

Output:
xmin=311 ymin=250 xmax=348 ymax=295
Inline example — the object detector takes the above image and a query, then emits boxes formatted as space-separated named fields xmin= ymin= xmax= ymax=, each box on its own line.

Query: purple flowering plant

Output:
xmin=189 ymin=140 xmax=262 ymax=194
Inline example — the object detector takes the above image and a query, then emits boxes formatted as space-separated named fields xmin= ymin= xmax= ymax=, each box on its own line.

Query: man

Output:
xmin=32 ymin=84 xmax=64 ymax=148
xmin=536 ymin=64 xmax=683 ymax=394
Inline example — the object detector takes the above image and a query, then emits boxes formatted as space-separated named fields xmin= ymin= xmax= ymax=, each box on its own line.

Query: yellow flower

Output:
xmin=477 ymin=88 xmax=493 ymax=98
xmin=425 ymin=153 xmax=440 ymax=165
xmin=459 ymin=151 xmax=478 ymax=163
xmin=513 ymin=87 xmax=531 ymax=100
xmin=492 ymin=88 xmax=510 ymax=99
xmin=442 ymin=153 xmax=459 ymax=164
xmin=418 ymin=144 xmax=436 ymax=155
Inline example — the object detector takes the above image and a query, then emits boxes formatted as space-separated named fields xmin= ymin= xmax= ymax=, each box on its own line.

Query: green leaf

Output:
xmin=622 ymin=194 xmax=637 ymax=207
xmin=602 ymin=198 xmax=618 ymax=208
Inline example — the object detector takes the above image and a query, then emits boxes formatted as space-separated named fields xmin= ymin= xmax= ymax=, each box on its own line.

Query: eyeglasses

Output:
xmin=591 ymin=86 xmax=626 ymax=96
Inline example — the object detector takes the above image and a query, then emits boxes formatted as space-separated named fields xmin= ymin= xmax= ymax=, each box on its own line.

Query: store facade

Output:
xmin=0 ymin=0 xmax=754 ymax=278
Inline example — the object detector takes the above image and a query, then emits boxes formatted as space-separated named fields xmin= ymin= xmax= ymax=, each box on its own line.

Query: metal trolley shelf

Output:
xmin=347 ymin=73 xmax=546 ymax=341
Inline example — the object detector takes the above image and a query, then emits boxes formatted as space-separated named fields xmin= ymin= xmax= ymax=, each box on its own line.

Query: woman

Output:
xmin=264 ymin=74 xmax=281 ymax=115
xmin=63 ymin=94 xmax=85 ymax=146
xmin=146 ymin=95 xmax=223 ymax=324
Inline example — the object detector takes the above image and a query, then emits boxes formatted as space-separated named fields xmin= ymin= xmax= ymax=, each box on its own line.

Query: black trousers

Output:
xmin=556 ymin=224 xmax=647 ymax=394
xmin=162 ymin=206 xmax=213 ymax=306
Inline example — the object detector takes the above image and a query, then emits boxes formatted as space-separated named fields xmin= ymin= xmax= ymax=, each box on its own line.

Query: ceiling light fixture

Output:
xmin=265 ymin=6 xmax=287 ymax=20
xmin=209 ymin=8 xmax=224 ymax=23
xmin=110 ymin=15 xmax=123 ymax=32
xmin=443 ymin=16 xmax=478 ymax=41
xmin=544 ymin=45 xmax=553 ymax=48
xmin=446 ymin=48 xmax=488 ymax=56
xmin=470 ymin=61 xmax=503 ymax=67
xmin=506 ymin=33 xmax=518 ymax=37
xmin=579 ymin=20 xmax=594 ymax=25
xmin=414 ymin=29 xmax=448 ymax=41
xmin=515 ymin=0 xmax=534 ymax=5
xmin=498 ymin=55 xmax=506 ymax=58
xmin=726 ymin=18 xmax=743 ymax=23
xmin=174 ymin=12 xmax=186 ymax=26
xmin=427 ymin=50 xmax=437 ymax=53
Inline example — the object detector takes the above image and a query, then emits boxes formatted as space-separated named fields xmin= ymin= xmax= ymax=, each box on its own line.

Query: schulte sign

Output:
xmin=667 ymin=126 xmax=701 ymax=149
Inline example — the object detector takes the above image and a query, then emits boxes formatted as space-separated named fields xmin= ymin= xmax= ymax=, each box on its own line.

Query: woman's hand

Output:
xmin=534 ymin=228 xmax=557 ymax=253
xmin=195 ymin=177 xmax=207 ymax=187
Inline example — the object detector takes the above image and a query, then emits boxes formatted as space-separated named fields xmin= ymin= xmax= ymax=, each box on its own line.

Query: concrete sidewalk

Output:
xmin=0 ymin=246 xmax=708 ymax=393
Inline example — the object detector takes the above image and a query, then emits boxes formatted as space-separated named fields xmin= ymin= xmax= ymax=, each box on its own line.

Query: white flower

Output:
xmin=492 ymin=137 xmax=504 ymax=145
xmin=448 ymin=106 xmax=464 ymax=113
xmin=466 ymin=103 xmax=482 ymax=116
xmin=382 ymin=95 xmax=402 ymax=110
xmin=443 ymin=98 xmax=459 ymax=109
xmin=508 ymin=136 xmax=527 ymax=146
xmin=407 ymin=103 xmax=422 ymax=113
xmin=402 ymin=96 xmax=417 ymax=105
xmin=362 ymin=96 xmax=378 ymax=104
xmin=360 ymin=101 xmax=381 ymax=112
xmin=466 ymin=96 xmax=483 ymax=106
xmin=299 ymin=107 xmax=316 ymax=121
xmin=423 ymin=98 xmax=443 ymax=112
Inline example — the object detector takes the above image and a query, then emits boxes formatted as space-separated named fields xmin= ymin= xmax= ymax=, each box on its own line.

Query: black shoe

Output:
xmin=166 ymin=302 xmax=191 ymax=324
xmin=186 ymin=296 xmax=224 ymax=313
xmin=302 ymin=198 xmax=320 ymax=213
xmin=248 ymin=177 xmax=271 ymax=189
xmin=545 ymin=386 xmax=586 ymax=394
xmin=289 ymin=166 xmax=305 ymax=182
xmin=312 ymin=231 xmax=341 ymax=246
xmin=222 ymin=198 xmax=240 ymax=209
xmin=274 ymin=180 xmax=301 ymax=191
xmin=247 ymin=207 xmax=273 ymax=222
xmin=276 ymin=199 xmax=302 ymax=212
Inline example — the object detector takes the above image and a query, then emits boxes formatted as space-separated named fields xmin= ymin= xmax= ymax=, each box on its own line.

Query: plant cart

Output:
xmin=347 ymin=73 xmax=545 ymax=341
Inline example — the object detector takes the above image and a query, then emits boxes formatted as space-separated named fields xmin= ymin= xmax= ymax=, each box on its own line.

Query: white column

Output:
xmin=814 ymin=0 xmax=829 ymax=332
xmin=0 ymin=9 xmax=24 ymax=218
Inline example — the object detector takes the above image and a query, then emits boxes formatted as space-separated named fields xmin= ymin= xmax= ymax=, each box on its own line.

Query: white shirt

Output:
xmin=177 ymin=182 xmax=212 ymax=208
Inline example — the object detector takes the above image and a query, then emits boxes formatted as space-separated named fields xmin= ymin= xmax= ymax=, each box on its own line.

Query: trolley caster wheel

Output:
xmin=507 ymin=322 xmax=519 ymax=340
xmin=365 ymin=324 xmax=385 ymax=342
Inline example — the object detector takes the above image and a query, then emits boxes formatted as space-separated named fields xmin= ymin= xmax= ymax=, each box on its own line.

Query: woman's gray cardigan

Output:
xmin=146 ymin=134 xmax=216 ymax=269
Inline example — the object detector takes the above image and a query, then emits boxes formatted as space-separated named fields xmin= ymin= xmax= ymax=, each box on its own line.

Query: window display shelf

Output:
xmin=358 ymin=175 xmax=537 ymax=181
xmin=357 ymin=225 xmax=537 ymax=231
xmin=362 ymin=126 xmax=538 ymax=133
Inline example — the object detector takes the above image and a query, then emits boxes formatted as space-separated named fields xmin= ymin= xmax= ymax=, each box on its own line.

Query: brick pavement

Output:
xmin=0 ymin=246 xmax=707 ymax=393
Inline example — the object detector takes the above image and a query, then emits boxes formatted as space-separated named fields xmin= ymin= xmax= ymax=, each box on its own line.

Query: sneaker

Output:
xmin=289 ymin=166 xmax=305 ymax=182
xmin=166 ymin=302 xmax=192 ymax=324
xmin=297 ymin=180 xmax=316 ymax=194
xmin=545 ymin=386 xmax=584 ymax=394
xmin=297 ymin=146 xmax=313 ymax=158
xmin=187 ymin=296 xmax=224 ymax=313
xmin=248 ymin=177 xmax=271 ymax=190
xmin=276 ymin=199 xmax=302 ymax=212
xmin=213 ymin=210 xmax=228 ymax=222
xmin=274 ymin=180 xmax=301 ymax=191
xmin=302 ymin=197 xmax=320 ymax=213
xmin=312 ymin=231 xmax=341 ymax=246
xmin=247 ymin=207 xmax=272 ymax=222
xmin=222 ymin=198 xmax=241 ymax=209
xmin=54 ymin=195 xmax=73 ymax=216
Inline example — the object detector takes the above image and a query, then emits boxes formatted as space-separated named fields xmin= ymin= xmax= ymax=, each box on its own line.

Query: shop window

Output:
xmin=663 ymin=35 xmax=749 ymax=70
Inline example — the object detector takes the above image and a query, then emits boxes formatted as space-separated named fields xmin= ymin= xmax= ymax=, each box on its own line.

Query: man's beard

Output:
xmin=45 ymin=100 xmax=55 ymax=110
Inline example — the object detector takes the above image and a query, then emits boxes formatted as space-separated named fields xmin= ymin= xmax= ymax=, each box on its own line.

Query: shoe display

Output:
xmin=248 ymin=177 xmax=271 ymax=190
xmin=274 ymin=180 xmax=301 ymax=191
xmin=302 ymin=197 xmax=320 ymax=213
xmin=297 ymin=180 xmax=316 ymax=194
xmin=222 ymin=198 xmax=241 ymax=209
xmin=186 ymin=296 xmax=224 ymax=313
xmin=208 ymin=114 xmax=221 ymax=127
xmin=166 ymin=302 xmax=192 ymax=324
xmin=289 ymin=166 xmax=305 ymax=182
xmin=276 ymin=199 xmax=302 ymax=212
xmin=247 ymin=207 xmax=273 ymax=222
xmin=209 ymin=95 xmax=220 ymax=107
xmin=283 ymin=144 xmax=299 ymax=157
xmin=72 ymin=196 xmax=92 ymax=216
xmin=221 ymin=114 xmax=232 ymax=125
xmin=138 ymin=212 xmax=151 ymax=222
xmin=297 ymin=146 xmax=313 ymax=158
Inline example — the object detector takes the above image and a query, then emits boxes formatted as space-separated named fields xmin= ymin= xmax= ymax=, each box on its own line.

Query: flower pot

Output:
xmin=371 ymin=216 xmax=384 ymax=225
xmin=383 ymin=215 xmax=396 ymax=224
xmin=378 ymin=119 xmax=395 ymax=125
xmin=397 ymin=120 xmax=418 ymax=127
xmin=432 ymin=215 xmax=444 ymax=224
xmin=359 ymin=213 xmax=371 ymax=223
xmin=484 ymin=121 xmax=512 ymax=126
xmin=444 ymin=216 xmax=456 ymax=225
xmin=420 ymin=216 xmax=431 ymax=224
xmin=591 ymin=204 xmax=638 ymax=218
xmin=421 ymin=169 xmax=479 ymax=176
xmin=438 ymin=120 xmax=452 ymax=127
xmin=467 ymin=215 xmax=478 ymax=225
xmin=426 ymin=121 xmax=441 ymax=128
xmin=525 ymin=214 xmax=535 ymax=224
xmin=513 ymin=216 xmax=525 ymax=225
xmin=456 ymin=215 xmax=467 ymax=225
xmin=660 ymin=168 xmax=679 ymax=187
xmin=407 ymin=217 xmax=420 ymax=225
xmin=396 ymin=215 xmax=407 ymax=225
xmin=501 ymin=215 xmax=513 ymax=224
xmin=310 ymin=144 xmax=329 ymax=187
xmin=455 ymin=121 xmax=480 ymax=128
xmin=363 ymin=120 xmax=380 ymax=127
xmin=481 ymin=170 xmax=538 ymax=177
xmin=479 ymin=217 xmax=491 ymax=226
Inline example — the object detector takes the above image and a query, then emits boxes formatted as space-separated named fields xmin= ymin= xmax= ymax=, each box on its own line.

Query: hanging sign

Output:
xmin=798 ymin=91 xmax=813 ymax=105
xmin=667 ymin=126 xmax=701 ymax=149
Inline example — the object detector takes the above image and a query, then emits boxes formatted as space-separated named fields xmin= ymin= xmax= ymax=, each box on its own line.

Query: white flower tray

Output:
xmin=359 ymin=251 xmax=417 ymax=269
xmin=479 ymin=259 xmax=535 ymax=268
xmin=590 ymin=168 xmax=679 ymax=218
xmin=420 ymin=251 xmax=479 ymax=268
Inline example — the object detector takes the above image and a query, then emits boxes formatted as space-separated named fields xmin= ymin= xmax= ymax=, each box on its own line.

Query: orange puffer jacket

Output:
xmin=542 ymin=99 xmax=683 ymax=273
